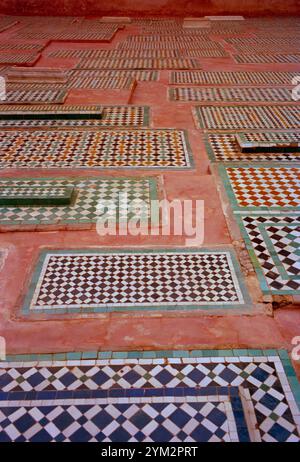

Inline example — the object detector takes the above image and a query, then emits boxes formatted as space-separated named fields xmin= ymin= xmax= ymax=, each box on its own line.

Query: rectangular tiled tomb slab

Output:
xmin=170 ymin=87 xmax=294 ymax=102
xmin=0 ymin=88 xmax=68 ymax=105
xmin=194 ymin=105 xmax=300 ymax=130
xmin=77 ymin=58 xmax=199 ymax=70
xmin=0 ymin=177 xmax=158 ymax=229
xmin=206 ymin=133 xmax=300 ymax=162
xmin=0 ymin=352 xmax=299 ymax=442
xmin=0 ymin=129 xmax=192 ymax=169
xmin=0 ymin=105 xmax=149 ymax=127
xmin=234 ymin=54 xmax=300 ymax=64
xmin=170 ymin=71 xmax=299 ymax=85
xmin=0 ymin=104 xmax=102 ymax=120
xmin=219 ymin=165 xmax=300 ymax=212
xmin=236 ymin=215 xmax=300 ymax=295
xmin=22 ymin=249 xmax=250 ymax=315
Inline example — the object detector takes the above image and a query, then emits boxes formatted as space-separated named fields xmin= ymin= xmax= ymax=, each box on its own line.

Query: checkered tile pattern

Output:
xmin=170 ymin=71 xmax=299 ymax=85
xmin=194 ymin=106 xmax=300 ymax=130
xmin=0 ymin=129 xmax=190 ymax=169
xmin=25 ymin=250 xmax=245 ymax=313
xmin=225 ymin=166 xmax=300 ymax=209
xmin=0 ymin=356 xmax=299 ymax=442
xmin=0 ymin=177 xmax=156 ymax=227
xmin=240 ymin=215 xmax=300 ymax=293
xmin=0 ymin=42 xmax=43 ymax=51
xmin=50 ymin=49 xmax=180 ymax=59
xmin=170 ymin=87 xmax=293 ymax=102
xmin=207 ymin=134 xmax=300 ymax=162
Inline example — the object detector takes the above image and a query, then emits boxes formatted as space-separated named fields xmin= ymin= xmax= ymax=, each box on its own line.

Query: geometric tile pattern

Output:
xmin=206 ymin=133 xmax=300 ymax=162
xmin=0 ymin=353 xmax=299 ymax=442
xmin=220 ymin=166 xmax=300 ymax=211
xmin=170 ymin=71 xmax=299 ymax=85
xmin=77 ymin=58 xmax=199 ymax=69
xmin=68 ymin=70 xmax=159 ymax=87
xmin=0 ymin=89 xmax=68 ymax=104
xmin=234 ymin=54 xmax=300 ymax=64
xmin=0 ymin=106 xmax=149 ymax=128
xmin=0 ymin=42 xmax=44 ymax=51
xmin=49 ymin=49 xmax=180 ymax=58
xmin=237 ymin=215 xmax=300 ymax=294
xmin=0 ymin=129 xmax=191 ymax=169
xmin=0 ymin=52 xmax=40 ymax=65
xmin=22 ymin=249 xmax=249 ymax=315
xmin=194 ymin=105 xmax=300 ymax=130
xmin=170 ymin=87 xmax=293 ymax=102
xmin=0 ymin=177 xmax=158 ymax=228
xmin=0 ymin=184 xmax=74 ymax=207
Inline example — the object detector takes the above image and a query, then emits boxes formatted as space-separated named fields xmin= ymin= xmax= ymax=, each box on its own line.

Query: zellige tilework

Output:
xmin=194 ymin=105 xmax=300 ymax=130
xmin=236 ymin=215 xmax=300 ymax=294
xmin=0 ymin=129 xmax=192 ymax=169
xmin=22 ymin=249 xmax=250 ymax=315
xmin=0 ymin=351 xmax=299 ymax=442
xmin=0 ymin=88 xmax=68 ymax=105
xmin=0 ymin=177 xmax=157 ymax=229
xmin=170 ymin=87 xmax=293 ymax=102
xmin=170 ymin=71 xmax=299 ymax=86
xmin=219 ymin=165 xmax=300 ymax=212
xmin=206 ymin=133 xmax=300 ymax=162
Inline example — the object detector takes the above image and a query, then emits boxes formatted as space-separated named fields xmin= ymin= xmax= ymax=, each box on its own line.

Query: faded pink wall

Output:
xmin=0 ymin=0 xmax=299 ymax=17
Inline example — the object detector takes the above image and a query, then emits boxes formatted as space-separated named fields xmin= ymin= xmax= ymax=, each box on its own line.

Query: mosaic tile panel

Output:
xmin=98 ymin=106 xmax=149 ymax=127
xmin=0 ymin=177 xmax=157 ymax=228
xmin=22 ymin=249 xmax=249 ymax=315
xmin=0 ymin=88 xmax=68 ymax=105
xmin=182 ymin=48 xmax=229 ymax=58
xmin=77 ymin=58 xmax=199 ymax=70
xmin=206 ymin=133 xmax=300 ymax=162
xmin=0 ymin=352 xmax=299 ymax=442
xmin=194 ymin=106 xmax=300 ymax=130
xmin=49 ymin=49 xmax=180 ymax=59
xmin=68 ymin=70 xmax=158 ymax=89
xmin=234 ymin=54 xmax=300 ymax=64
xmin=170 ymin=87 xmax=293 ymax=102
xmin=170 ymin=71 xmax=299 ymax=85
xmin=67 ymin=74 xmax=134 ymax=90
xmin=0 ymin=129 xmax=191 ymax=169
xmin=0 ymin=104 xmax=102 ymax=118
xmin=0 ymin=42 xmax=44 ymax=51
xmin=237 ymin=215 xmax=300 ymax=294
xmin=219 ymin=165 xmax=300 ymax=212
xmin=0 ymin=105 xmax=148 ymax=127
xmin=0 ymin=52 xmax=40 ymax=65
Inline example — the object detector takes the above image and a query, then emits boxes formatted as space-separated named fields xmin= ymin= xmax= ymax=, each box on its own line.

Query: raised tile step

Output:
xmin=0 ymin=185 xmax=74 ymax=207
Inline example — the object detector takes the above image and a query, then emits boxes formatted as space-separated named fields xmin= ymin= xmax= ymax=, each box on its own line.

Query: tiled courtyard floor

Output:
xmin=0 ymin=14 xmax=299 ymax=442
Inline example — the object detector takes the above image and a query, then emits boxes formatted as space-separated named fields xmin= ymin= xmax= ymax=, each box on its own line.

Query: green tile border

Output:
xmin=1 ymin=349 xmax=299 ymax=409
xmin=218 ymin=163 xmax=300 ymax=213
xmin=235 ymin=214 xmax=300 ymax=295
xmin=21 ymin=247 xmax=252 ymax=316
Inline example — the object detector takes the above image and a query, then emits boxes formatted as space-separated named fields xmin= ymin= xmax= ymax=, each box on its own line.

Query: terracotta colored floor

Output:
xmin=0 ymin=17 xmax=299 ymax=381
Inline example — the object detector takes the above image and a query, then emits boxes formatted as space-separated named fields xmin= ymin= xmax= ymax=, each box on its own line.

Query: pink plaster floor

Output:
xmin=0 ymin=16 xmax=299 ymax=378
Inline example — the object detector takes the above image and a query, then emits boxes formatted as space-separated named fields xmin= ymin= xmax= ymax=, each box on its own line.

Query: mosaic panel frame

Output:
xmin=0 ymin=350 xmax=299 ymax=442
xmin=21 ymin=248 xmax=251 ymax=316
